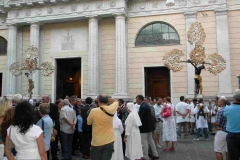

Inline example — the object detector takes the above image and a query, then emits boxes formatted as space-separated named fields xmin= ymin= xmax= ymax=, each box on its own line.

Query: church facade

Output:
xmin=0 ymin=0 xmax=239 ymax=103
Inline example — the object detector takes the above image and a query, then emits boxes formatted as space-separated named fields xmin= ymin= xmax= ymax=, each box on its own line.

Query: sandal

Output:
xmin=169 ymin=147 xmax=175 ymax=151
xmin=163 ymin=148 xmax=169 ymax=151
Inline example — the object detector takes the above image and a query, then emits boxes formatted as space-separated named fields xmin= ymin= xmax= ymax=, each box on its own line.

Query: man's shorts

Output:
xmin=154 ymin=121 xmax=162 ymax=134
xmin=214 ymin=130 xmax=228 ymax=153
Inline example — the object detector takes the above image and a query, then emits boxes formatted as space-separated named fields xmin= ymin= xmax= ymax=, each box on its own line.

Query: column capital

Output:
xmin=85 ymin=15 xmax=99 ymax=19
xmin=215 ymin=8 xmax=228 ymax=16
xmin=184 ymin=11 xmax=197 ymax=19
xmin=28 ymin=21 xmax=43 ymax=26
xmin=113 ymin=12 xmax=127 ymax=18
xmin=7 ymin=23 xmax=18 ymax=29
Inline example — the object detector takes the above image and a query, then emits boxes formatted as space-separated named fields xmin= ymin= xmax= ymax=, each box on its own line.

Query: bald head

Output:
xmin=42 ymin=95 xmax=50 ymax=103
xmin=218 ymin=98 xmax=227 ymax=107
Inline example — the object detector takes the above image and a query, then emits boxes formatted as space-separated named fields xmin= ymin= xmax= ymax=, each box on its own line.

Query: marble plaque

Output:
xmin=50 ymin=28 xmax=88 ymax=53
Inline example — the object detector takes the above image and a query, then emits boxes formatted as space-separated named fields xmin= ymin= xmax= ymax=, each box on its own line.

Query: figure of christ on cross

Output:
xmin=188 ymin=59 xmax=205 ymax=95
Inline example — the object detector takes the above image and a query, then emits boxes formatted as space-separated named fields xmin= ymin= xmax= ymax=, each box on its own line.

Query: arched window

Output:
xmin=0 ymin=37 xmax=7 ymax=55
xmin=135 ymin=22 xmax=180 ymax=46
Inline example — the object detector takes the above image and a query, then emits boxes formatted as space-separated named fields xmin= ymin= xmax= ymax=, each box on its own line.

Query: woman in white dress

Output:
xmin=161 ymin=97 xmax=177 ymax=151
xmin=124 ymin=103 xmax=143 ymax=160
xmin=111 ymin=112 xmax=124 ymax=160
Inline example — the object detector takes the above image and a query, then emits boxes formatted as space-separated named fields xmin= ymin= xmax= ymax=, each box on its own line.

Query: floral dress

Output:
xmin=162 ymin=103 xmax=177 ymax=142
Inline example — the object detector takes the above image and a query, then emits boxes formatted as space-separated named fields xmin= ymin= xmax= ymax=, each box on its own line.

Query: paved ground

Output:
xmin=57 ymin=133 xmax=218 ymax=160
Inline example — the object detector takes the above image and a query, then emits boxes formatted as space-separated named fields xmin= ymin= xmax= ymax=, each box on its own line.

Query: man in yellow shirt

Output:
xmin=87 ymin=94 xmax=118 ymax=160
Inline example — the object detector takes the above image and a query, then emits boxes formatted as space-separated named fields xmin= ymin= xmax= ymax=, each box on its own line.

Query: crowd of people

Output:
xmin=0 ymin=89 xmax=239 ymax=160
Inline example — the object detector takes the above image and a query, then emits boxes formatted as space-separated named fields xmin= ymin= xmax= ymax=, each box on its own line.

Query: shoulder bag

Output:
xmin=161 ymin=105 xmax=172 ymax=118
xmin=100 ymin=107 xmax=114 ymax=117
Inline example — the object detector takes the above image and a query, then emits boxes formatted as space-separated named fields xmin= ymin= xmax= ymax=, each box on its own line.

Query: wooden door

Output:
xmin=145 ymin=67 xmax=170 ymax=99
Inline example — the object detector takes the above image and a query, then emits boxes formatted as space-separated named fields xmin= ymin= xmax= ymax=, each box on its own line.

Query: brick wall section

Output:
xmin=101 ymin=18 xmax=116 ymax=96
xmin=127 ymin=14 xmax=187 ymax=101
xmin=197 ymin=11 xmax=218 ymax=97
xmin=228 ymin=10 xmax=240 ymax=91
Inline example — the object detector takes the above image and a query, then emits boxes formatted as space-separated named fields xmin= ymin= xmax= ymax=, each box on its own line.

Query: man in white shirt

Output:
xmin=194 ymin=98 xmax=210 ymax=141
xmin=60 ymin=99 xmax=77 ymax=160
xmin=176 ymin=96 xmax=190 ymax=138
xmin=153 ymin=97 xmax=163 ymax=148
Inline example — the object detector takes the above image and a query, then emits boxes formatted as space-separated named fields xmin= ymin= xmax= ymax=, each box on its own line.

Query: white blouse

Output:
xmin=7 ymin=125 xmax=43 ymax=160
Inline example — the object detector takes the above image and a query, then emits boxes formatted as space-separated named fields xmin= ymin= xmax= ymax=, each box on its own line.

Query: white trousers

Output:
xmin=141 ymin=132 xmax=158 ymax=160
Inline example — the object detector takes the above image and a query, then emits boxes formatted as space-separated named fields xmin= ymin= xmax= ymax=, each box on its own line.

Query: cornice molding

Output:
xmin=0 ymin=0 xmax=236 ymax=26
xmin=127 ymin=0 xmax=227 ymax=17
xmin=4 ymin=0 xmax=127 ymax=24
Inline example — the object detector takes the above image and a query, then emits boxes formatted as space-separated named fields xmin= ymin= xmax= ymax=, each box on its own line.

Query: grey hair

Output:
xmin=63 ymin=99 xmax=70 ymax=105
xmin=76 ymin=98 xmax=81 ymax=101
xmin=12 ymin=94 xmax=23 ymax=103
xmin=39 ymin=103 xmax=50 ymax=114
xmin=233 ymin=89 xmax=240 ymax=102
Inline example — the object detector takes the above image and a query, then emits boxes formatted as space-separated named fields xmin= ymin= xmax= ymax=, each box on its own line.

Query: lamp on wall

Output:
xmin=66 ymin=75 xmax=74 ymax=83
xmin=166 ymin=0 xmax=175 ymax=7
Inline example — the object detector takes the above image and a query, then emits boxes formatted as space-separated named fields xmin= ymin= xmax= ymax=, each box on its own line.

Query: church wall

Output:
xmin=127 ymin=11 xmax=220 ymax=101
xmin=101 ymin=18 xmax=116 ymax=96
xmin=127 ymin=14 xmax=187 ymax=101
xmin=22 ymin=26 xmax=30 ymax=95
xmin=42 ymin=21 xmax=89 ymax=98
xmin=228 ymin=10 xmax=240 ymax=91
xmin=0 ymin=30 xmax=8 ymax=71
xmin=196 ymin=11 xmax=218 ymax=97
xmin=0 ymin=29 xmax=8 ymax=96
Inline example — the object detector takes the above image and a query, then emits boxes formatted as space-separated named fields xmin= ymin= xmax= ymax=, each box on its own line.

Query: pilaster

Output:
xmin=16 ymin=27 xmax=23 ymax=94
xmin=30 ymin=22 xmax=41 ymax=99
xmin=39 ymin=25 xmax=45 ymax=96
xmin=112 ymin=14 xmax=131 ymax=99
xmin=87 ymin=16 xmax=100 ymax=98
xmin=215 ymin=8 xmax=233 ymax=97
xmin=184 ymin=11 xmax=197 ymax=99
xmin=6 ymin=24 xmax=18 ymax=97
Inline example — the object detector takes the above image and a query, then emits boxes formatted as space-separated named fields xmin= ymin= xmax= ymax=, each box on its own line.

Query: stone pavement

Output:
xmin=58 ymin=133 xmax=217 ymax=160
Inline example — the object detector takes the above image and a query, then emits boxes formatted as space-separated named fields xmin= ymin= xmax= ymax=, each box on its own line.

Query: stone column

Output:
xmin=30 ymin=22 xmax=41 ymax=99
xmin=16 ymin=27 xmax=23 ymax=94
xmin=6 ymin=24 xmax=18 ymax=97
xmin=87 ymin=16 xmax=100 ymax=98
xmin=113 ymin=14 xmax=131 ymax=99
xmin=215 ymin=9 xmax=232 ymax=97
xmin=184 ymin=11 xmax=197 ymax=99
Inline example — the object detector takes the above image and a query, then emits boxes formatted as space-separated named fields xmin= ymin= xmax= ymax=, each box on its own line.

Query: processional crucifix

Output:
xmin=163 ymin=22 xmax=226 ymax=98
xmin=9 ymin=46 xmax=54 ymax=99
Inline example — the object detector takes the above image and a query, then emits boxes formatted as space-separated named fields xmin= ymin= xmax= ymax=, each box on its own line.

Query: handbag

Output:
xmin=161 ymin=106 xmax=172 ymax=118
xmin=7 ymin=126 xmax=15 ymax=150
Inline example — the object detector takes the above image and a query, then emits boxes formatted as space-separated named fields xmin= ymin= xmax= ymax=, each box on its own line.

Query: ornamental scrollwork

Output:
xmin=206 ymin=53 xmax=226 ymax=75
xmin=190 ymin=44 xmax=206 ymax=65
xmin=163 ymin=49 xmax=185 ymax=72
xmin=187 ymin=22 xmax=206 ymax=46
